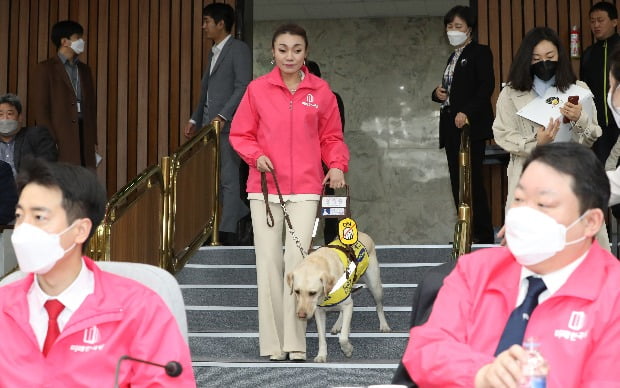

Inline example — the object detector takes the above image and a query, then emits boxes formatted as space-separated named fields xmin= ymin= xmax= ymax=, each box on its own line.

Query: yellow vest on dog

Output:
xmin=319 ymin=239 xmax=370 ymax=307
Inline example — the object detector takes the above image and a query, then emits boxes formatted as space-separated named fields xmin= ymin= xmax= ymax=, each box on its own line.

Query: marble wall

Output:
xmin=253 ymin=17 xmax=456 ymax=244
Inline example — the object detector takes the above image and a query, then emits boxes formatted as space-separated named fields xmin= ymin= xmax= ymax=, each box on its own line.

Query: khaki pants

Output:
xmin=250 ymin=199 xmax=317 ymax=356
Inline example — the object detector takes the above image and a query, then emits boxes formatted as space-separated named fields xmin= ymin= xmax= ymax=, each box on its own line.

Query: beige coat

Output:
xmin=493 ymin=80 xmax=601 ymax=207
xmin=493 ymin=81 xmax=609 ymax=250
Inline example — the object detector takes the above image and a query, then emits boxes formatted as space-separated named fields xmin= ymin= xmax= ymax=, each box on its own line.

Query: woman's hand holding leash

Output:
xmin=257 ymin=155 xmax=274 ymax=172
xmin=323 ymin=168 xmax=345 ymax=189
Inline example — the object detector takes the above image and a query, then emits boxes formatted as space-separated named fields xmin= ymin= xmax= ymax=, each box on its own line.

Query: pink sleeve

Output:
xmin=129 ymin=292 xmax=196 ymax=387
xmin=319 ymin=91 xmax=349 ymax=172
xmin=402 ymin=262 xmax=494 ymax=388
xmin=230 ymin=84 xmax=263 ymax=169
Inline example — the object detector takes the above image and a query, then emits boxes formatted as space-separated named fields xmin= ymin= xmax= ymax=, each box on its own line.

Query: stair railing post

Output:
xmin=452 ymin=122 xmax=473 ymax=260
xmin=211 ymin=120 xmax=222 ymax=246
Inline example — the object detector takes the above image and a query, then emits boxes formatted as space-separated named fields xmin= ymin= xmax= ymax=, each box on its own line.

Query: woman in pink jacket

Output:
xmin=230 ymin=23 xmax=349 ymax=362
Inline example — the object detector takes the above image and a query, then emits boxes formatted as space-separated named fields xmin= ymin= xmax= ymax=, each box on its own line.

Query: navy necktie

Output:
xmin=494 ymin=276 xmax=547 ymax=355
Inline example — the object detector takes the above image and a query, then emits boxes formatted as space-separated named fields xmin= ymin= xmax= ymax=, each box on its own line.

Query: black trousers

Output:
xmin=441 ymin=114 xmax=495 ymax=243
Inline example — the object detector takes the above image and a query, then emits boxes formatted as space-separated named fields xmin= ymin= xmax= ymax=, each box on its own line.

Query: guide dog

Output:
xmin=286 ymin=232 xmax=391 ymax=362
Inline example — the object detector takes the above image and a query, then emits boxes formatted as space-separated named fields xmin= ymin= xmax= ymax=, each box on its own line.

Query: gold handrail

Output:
xmin=452 ymin=122 xmax=473 ymax=260
xmin=166 ymin=121 xmax=221 ymax=272
xmin=87 ymin=122 xmax=220 ymax=273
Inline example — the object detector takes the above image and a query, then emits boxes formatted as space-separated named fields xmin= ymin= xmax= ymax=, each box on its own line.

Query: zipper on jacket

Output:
xmin=289 ymin=98 xmax=294 ymax=193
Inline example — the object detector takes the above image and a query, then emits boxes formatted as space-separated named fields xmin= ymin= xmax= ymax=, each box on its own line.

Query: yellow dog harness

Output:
xmin=319 ymin=239 xmax=370 ymax=307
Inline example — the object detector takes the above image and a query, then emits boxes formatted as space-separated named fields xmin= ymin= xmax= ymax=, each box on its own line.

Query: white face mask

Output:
xmin=11 ymin=222 xmax=77 ymax=274
xmin=607 ymin=88 xmax=620 ymax=127
xmin=70 ymin=38 xmax=85 ymax=55
xmin=447 ymin=30 xmax=468 ymax=46
xmin=505 ymin=206 xmax=587 ymax=266
xmin=0 ymin=119 xmax=19 ymax=136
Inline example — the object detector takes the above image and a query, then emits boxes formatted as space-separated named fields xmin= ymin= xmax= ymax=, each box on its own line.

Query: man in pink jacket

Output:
xmin=0 ymin=159 xmax=195 ymax=387
xmin=403 ymin=142 xmax=620 ymax=388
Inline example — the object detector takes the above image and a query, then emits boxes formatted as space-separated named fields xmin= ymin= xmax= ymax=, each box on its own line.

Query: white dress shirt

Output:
xmin=27 ymin=258 xmax=95 ymax=350
xmin=210 ymin=34 xmax=231 ymax=75
xmin=515 ymin=250 xmax=588 ymax=307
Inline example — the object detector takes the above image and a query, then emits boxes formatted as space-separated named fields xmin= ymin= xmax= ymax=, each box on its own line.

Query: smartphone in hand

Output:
xmin=563 ymin=95 xmax=579 ymax=123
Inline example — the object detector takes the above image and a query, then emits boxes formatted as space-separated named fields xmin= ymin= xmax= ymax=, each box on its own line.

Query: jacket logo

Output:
xmin=83 ymin=325 xmax=101 ymax=345
xmin=302 ymin=93 xmax=319 ymax=109
xmin=70 ymin=325 xmax=105 ymax=352
xmin=554 ymin=311 xmax=588 ymax=342
xmin=567 ymin=311 xmax=586 ymax=331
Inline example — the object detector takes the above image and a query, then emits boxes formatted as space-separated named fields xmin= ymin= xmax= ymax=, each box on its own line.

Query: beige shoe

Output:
xmin=269 ymin=352 xmax=287 ymax=361
xmin=288 ymin=351 xmax=306 ymax=361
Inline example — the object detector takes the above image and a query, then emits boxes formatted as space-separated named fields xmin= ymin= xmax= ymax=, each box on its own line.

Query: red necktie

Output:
xmin=43 ymin=299 xmax=65 ymax=356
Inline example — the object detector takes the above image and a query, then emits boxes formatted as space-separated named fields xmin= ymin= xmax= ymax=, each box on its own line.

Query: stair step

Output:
xmin=186 ymin=308 xmax=411 ymax=333
xmin=181 ymin=284 xmax=417 ymax=307
xmin=176 ymin=263 xmax=443 ymax=285
xmin=189 ymin=332 xmax=409 ymax=361
xmin=192 ymin=245 xmax=454 ymax=265
xmin=193 ymin=361 xmax=398 ymax=388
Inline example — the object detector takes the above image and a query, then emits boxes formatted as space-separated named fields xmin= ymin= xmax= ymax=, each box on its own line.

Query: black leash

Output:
xmin=261 ymin=170 xmax=307 ymax=258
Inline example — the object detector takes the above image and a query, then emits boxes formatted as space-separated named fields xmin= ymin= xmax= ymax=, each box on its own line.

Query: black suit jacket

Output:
xmin=433 ymin=42 xmax=495 ymax=148
xmin=0 ymin=160 xmax=17 ymax=224
xmin=13 ymin=126 xmax=58 ymax=171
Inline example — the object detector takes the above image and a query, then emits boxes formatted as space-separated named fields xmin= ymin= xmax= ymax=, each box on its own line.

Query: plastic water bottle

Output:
xmin=520 ymin=338 xmax=548 ymax=388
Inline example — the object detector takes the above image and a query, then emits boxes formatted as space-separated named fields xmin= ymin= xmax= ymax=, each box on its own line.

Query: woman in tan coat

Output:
xmin=493 ymin=27 xmax=609 ymax=249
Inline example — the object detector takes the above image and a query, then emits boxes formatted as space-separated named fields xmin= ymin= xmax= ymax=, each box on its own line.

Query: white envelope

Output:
xmin=516 ymin=84 xmax=594 ymax=127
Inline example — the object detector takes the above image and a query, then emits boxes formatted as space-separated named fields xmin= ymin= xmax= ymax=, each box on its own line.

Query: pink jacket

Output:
xmin=230 ymin=66 xmax=349 ymax=195
xmin=403 ymin=242 xmax=620 ymax=388
xmin=0 ymin=257 xmax=196 ymax=387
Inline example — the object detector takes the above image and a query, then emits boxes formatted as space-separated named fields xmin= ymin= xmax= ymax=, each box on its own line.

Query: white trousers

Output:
xmin=250 ymin=198 xmax=317 ymax=356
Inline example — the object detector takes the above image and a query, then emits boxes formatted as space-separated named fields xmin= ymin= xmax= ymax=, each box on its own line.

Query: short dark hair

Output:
xmin=522 ymin=143 xmax=610 ymax=213
xmin=51 ymin=20 xmax=84 ymax=49
xmin=443 ymin=5 xmax=476 ymax=29
xmin=0 ymin=93 xmax=22 ymax=114
xmin=16 ymin=158 xmax=106 ymax=244
xmin=203 ymin=3 xmax=235 ymax=33
xmin=507 ymin=27 xmax=576 ymax=93
xmin=590 ymin=1 xmax=618 ymax=20
xmin=272 ymin=24 xmax=308 ymax=49
xmin=306 ymin=60 xmax=321 ymax=77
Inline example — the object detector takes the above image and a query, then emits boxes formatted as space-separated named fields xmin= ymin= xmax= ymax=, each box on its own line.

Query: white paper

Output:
xmin=516 ymin=84 xmax=593 ymax=127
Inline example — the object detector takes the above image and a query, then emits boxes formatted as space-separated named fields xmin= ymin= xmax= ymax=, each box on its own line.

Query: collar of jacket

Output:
xmin=265 ymin=65 xmax=319 ymax=92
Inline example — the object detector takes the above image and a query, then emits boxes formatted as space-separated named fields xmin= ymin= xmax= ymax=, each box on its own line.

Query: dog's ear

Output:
xmin=286 ymin=272 xmax=294 ymax=295
xmin=320 ymin=273 xmax=336 ymax=296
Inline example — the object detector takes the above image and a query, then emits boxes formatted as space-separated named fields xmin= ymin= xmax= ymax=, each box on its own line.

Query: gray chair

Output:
xmin=0 ymin=261 xmax=188 ymax=343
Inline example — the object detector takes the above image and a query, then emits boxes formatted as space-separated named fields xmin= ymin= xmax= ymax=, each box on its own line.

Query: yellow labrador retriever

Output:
xmin=286 ymin=232 xmax=391 ymax=362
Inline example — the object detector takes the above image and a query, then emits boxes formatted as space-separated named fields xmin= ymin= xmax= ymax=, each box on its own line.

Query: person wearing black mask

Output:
xmin=493 ymin=27 xmax=610 ymax=250
xmin=581 ymin=1 xmax=620 ymax=164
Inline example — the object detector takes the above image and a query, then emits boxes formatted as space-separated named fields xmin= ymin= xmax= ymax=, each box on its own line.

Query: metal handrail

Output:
xmin=87 ymin=164 xmax=165 ymax=264
xmin=452 ymin=122 xmax=473 ymax=260
xmin=166 ymin=121 xmax=221 ymax=272
xmin=87 ymin=122 xmax=221 ymax=273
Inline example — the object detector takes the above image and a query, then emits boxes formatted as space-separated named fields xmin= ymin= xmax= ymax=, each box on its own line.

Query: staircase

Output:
xmin=176 ymin=245 xmax=454 ymax=388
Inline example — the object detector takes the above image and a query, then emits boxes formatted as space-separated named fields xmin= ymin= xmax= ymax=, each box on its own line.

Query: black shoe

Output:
xmin=236 ymin=215 xmax=254 ymax=246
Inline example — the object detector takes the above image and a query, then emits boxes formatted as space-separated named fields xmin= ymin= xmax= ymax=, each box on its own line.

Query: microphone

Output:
xmin=113 ymin=355 xmax=183 ymax=387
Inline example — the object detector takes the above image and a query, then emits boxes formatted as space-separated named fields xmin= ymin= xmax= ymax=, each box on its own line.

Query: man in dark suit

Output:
xmin=0 ymin=93 xmax=57 ymax=225
xmin=30 ymin=20 xmax=97 ymax=169
xmin=0 ymin=94 xmax=58 ymax=175
xmin=184 ymin=3 xmax=252 ymax=245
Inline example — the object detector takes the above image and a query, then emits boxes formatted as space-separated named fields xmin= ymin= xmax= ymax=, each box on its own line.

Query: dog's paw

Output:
xmin=380 ymin=323 xmax=392 ymax=333
xmin=314 ymin=354 xmax=327 ymax=363
xmin=330 ymin=326 xmax=341 ymax=335
xmin=340 ymin=342 xmax=353 ymax=358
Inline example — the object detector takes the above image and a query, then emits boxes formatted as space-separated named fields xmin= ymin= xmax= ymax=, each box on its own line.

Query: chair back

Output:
xmin=0 ymin=261 xmax=188 ymax=343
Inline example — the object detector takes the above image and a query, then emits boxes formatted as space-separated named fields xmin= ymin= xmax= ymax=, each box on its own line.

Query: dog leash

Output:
xmin=261 ymin=170 xmax=308 ymax=258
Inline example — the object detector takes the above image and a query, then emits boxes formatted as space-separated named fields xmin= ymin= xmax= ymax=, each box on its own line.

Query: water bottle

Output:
xmin=520 ymin=338 xmax=548 ymax=388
